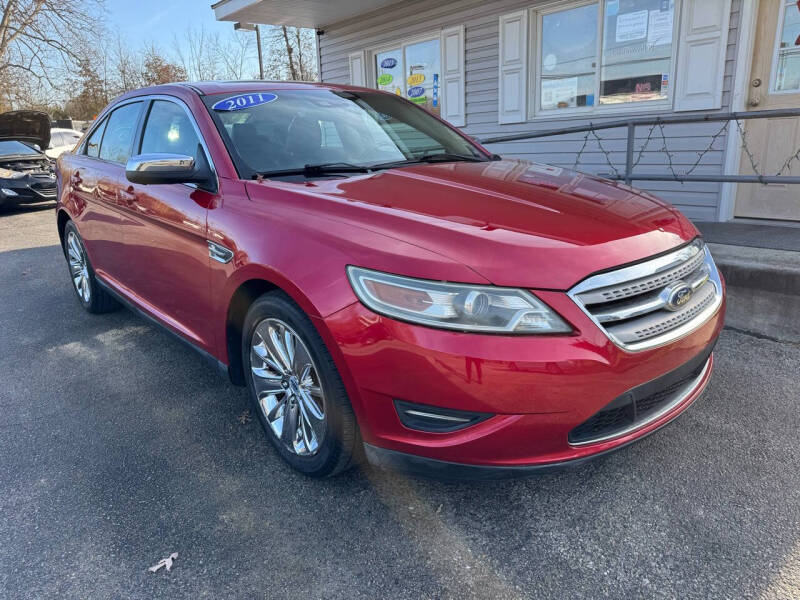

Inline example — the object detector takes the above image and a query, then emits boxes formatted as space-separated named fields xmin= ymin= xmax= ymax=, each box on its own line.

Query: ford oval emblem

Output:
xmin=407 ymin=86 xmax=425 ymax=98
xmin=661 ymin=281 xmax=693 ymax=311
xmin=380 ymin=58 xmax=398 ymax=69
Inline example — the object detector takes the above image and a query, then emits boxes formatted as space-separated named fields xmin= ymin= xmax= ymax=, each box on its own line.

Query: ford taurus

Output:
xmin=55 ymin=82 xmax=725 ymax=479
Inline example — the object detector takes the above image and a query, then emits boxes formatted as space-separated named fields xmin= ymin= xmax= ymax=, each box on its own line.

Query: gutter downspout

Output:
xmin=315 ymin=29 xmax=324 ymax=82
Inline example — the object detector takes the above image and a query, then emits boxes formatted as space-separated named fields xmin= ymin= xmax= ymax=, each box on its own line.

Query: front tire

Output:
xmin=62 ymin=221 xmax=119 ymax=314
xmin=242 ymin=292 xmax=358 ymax=477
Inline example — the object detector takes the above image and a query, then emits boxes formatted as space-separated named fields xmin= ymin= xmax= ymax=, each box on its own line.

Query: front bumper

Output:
xmin=0 ymin=176 xmax=57 ymax=205
xmin=324 ymin=287 xmax=725 ymax=476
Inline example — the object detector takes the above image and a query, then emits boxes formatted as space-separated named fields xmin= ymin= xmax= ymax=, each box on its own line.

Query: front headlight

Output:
xmin=0 ymin=168 xmax=25 ymax=179
xmin=347 ymin=266 xmax=571 ymax=334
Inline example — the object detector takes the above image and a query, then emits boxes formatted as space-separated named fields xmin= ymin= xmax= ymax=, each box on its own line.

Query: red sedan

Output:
xmin=55 ymin=82 xmax=725 ymax=479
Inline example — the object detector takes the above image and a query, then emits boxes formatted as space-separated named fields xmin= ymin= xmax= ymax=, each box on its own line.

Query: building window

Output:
xmin=774 ymin=0 xmax=800 ymax=93
xmin=533 ymin=0 xmax=676 ymax=116
xmin=374 ymin=37 xmax=442 ymax=116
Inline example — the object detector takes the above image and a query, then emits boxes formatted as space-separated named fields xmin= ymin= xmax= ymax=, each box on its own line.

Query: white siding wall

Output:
xmin=318 ymin=0 xmax=742 ymax=222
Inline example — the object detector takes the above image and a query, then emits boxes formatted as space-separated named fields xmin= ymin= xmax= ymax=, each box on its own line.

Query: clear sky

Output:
xmin=104 ymin=0 xmax=263 ymax=77
xmin=106 ymin=0 xmax=235 ymax=44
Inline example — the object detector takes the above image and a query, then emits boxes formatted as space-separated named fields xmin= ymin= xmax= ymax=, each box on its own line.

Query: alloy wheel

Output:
xmin=250 ymin=318 xmax=326 ymax=456
xmin=66 ymin=231 xmax=91 ymax=303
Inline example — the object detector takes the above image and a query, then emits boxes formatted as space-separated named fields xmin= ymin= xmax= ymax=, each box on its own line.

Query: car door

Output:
xmin=116 ymin=97 xmax=217 ymax=353
xmin=67 ymin=102 xmax=143 ymax=284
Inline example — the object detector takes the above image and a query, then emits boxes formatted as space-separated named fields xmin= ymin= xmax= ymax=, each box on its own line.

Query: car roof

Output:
xmin=117 ymin=80 xmax=370 ymax=100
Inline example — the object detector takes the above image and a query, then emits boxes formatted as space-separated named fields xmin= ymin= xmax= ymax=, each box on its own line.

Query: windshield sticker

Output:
xmin=380 ymin=57 xmax=397 ymax=69
xmin=407 ymin=86 xmax=425 ymax=98
xmin=212 ymin=93 xmax=277 ymax=111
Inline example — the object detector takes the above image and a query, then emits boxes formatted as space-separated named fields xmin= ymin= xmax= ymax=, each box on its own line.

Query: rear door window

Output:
xmin=98 ymin=102 xmax=142 ymax=164
xmin=85 ymin=119 xmax=107 ymax=158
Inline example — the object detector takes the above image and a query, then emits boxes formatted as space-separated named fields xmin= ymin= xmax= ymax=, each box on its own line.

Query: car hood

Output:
xmin=0 ymin=111 xmax=50 ymax=152
xmin=251 ymin=159 xmax=699 ymax=290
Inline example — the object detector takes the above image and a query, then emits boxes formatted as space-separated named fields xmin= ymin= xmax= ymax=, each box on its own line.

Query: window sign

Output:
xmin=373 ymin=38 xmax=442 ymax=116
xmin=376 ymin=49 xmax=403 ymax=96
xmin=404 ymin=38 xmax=442 ymax=116
xmin=775 ymin=0 xmax=800 ymax=92
xmin=615 ymin=10 xmax=648 ymax=43
xmin=600 ymin=0 xmax=674 ymax=105
xmin=534 ymin=0 xmax=675 ymax=114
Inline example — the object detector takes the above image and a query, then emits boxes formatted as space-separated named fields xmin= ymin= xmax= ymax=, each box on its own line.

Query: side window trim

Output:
xmin=82 ymin=116 xmax=107 ymax=157
xmin=80 ymin=98 xmax=143 ymax=164
xmin=130 ymin=99 xmax=152 ymax=161
xmin=80 ymin=93 xmax=218 ymax=189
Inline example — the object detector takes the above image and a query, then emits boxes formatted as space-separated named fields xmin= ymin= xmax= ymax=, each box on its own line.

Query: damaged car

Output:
xmin=0 ymin=111 xmax=57 ymax=208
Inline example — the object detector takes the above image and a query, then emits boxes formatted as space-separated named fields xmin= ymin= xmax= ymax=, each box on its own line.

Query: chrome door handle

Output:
xmin=117 ymin=188 xmax=136 ymax=206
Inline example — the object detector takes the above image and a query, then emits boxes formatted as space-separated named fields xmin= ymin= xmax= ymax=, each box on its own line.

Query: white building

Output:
xmin=213 ymin=0 xmax=800 ymax=223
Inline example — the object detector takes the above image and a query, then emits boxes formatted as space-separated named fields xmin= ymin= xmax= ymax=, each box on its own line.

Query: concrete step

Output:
xmin=709 ymin=243 xmax=800 ymax=343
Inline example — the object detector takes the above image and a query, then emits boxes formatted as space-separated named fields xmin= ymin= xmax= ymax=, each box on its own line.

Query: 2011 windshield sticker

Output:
xmin=212 ymin=93 xmax=277 ymax=111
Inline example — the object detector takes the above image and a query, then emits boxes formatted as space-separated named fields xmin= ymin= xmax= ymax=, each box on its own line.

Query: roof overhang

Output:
xmin=212 ymin=0 xmax=403 ymax=28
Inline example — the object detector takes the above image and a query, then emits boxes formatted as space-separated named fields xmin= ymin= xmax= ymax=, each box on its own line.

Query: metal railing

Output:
xmin=479 ymin=108 xmax=800 ymax=186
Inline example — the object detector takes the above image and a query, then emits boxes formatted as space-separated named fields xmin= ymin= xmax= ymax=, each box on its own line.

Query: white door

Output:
xmin=734 ymin=0 xmax=800 ymax=221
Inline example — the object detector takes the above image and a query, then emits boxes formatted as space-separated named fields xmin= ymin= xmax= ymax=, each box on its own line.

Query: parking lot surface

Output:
xmin=2 ymin=205 xmax=799 ymax=599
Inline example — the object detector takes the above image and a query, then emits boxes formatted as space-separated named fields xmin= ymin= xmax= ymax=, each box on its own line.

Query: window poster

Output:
xmin=375 ymin=50 xmax=403 ymax=96
xmin=404 ymin=38 xmax=441 ymax=115
xmin=615 ymin=10 xmax=648 ymax=43
xmin=542 ymin=76 xmax=579 ymax=109
xmin=647 ymin=9 xmax=673 ymax=46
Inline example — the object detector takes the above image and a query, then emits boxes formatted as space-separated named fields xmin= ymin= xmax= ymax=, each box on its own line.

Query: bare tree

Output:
xmin=265 ymin=25 xmax=318 ymax=81
xmin=280 ymin=26 xmax=298 ymax=80
xmin=0 ymin=0 xmax=103 ymax=106
xmin=64 ymin=57 xmax=108 ymax=119
xmin=212 ymin=30 xmax=255 ymax=80
xmin=173 ymin=27 xmax=218 ymax=81
xmin=141 ymin=44 xmax=186 ymax=87
xmin=174 ymin=27 xmax=257 ymax=82
xmin=110 ymin=37 xmax=143 ymax=94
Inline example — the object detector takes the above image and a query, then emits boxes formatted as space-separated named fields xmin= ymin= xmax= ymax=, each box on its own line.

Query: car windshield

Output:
xmin=0 ymin=140 xmax=41 ymax=157
xmin=203 ymin=89 xmax=486 ymax=178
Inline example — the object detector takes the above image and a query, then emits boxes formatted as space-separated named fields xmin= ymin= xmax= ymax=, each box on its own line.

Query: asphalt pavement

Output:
xmin=1 ymin=204 xmax=799 ymax=599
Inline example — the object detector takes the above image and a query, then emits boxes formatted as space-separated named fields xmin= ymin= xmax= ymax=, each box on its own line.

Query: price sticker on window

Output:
xmin=212 ymin=93 xmax=278 ymax=111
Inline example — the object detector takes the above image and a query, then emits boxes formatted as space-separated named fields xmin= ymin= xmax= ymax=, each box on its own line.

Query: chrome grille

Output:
xmin=33 ymin=187 xmax=57 ymax=198
xmin=569 ymin=240 xmax=723 ymax=352
xmin=580 ymin=250 xmax=706 ymax=304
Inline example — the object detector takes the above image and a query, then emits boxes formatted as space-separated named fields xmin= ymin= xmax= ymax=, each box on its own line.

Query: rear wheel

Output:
xmin=242 ymin=292 xmax=358 ymax=477
xmin=63 ymin=221 xmax=119 ymax=314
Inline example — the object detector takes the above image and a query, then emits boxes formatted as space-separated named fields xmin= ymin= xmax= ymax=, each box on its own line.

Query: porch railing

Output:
xmin=479 ymin=108 xmax=800 ymax=186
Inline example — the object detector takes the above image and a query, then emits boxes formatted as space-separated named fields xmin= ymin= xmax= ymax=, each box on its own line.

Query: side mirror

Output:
xmin=125 ymin=153 xmax=215 ymax=191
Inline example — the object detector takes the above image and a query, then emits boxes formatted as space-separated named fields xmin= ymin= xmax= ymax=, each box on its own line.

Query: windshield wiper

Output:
xmin=416 ymin=152 xmax=488 ymax=163
xmin=254 ymin=162 xmax=373 ymax=179
xmin=370 ymin=152 xmax=487 ymax=170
